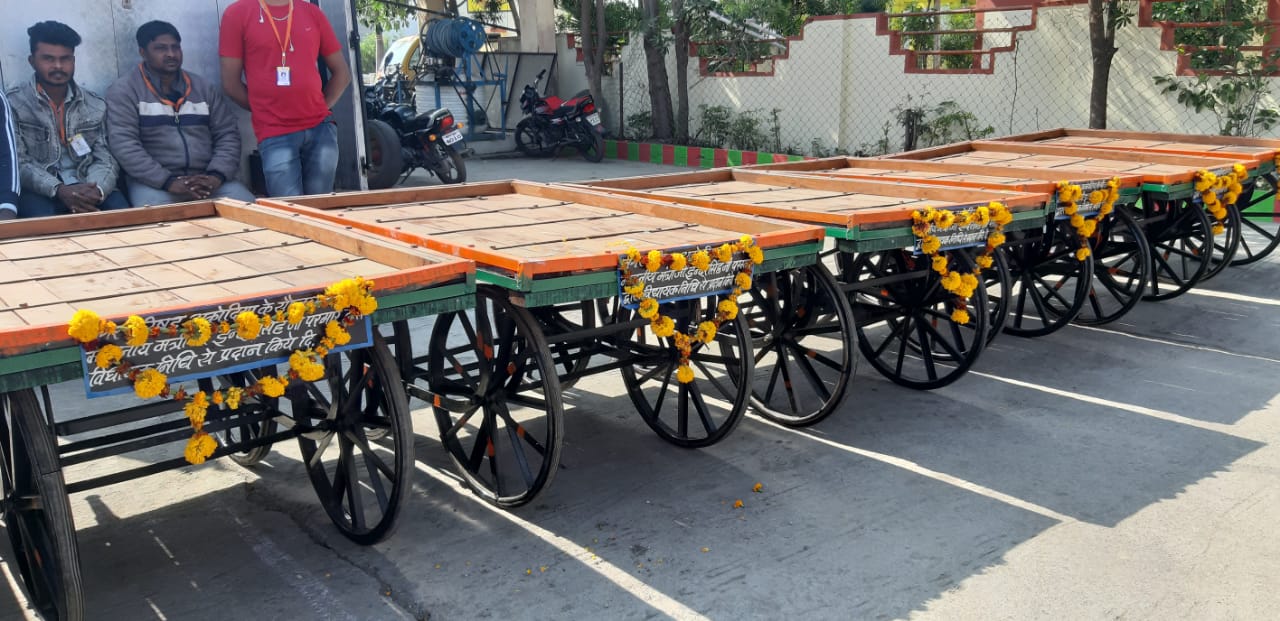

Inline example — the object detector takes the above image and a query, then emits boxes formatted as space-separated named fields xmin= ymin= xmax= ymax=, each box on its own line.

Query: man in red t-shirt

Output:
xmin=219 ymin=0 xmax=350 ymax=197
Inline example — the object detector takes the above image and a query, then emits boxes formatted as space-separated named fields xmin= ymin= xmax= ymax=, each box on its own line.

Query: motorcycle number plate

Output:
xmin=442 ymin=130 xmax=464 ymax=145
xmin=586 ymin=113 xmax=602 ymax=125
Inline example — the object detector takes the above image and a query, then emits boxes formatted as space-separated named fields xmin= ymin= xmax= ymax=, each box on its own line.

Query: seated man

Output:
xmin=107 ymin=20 xmax=253 ymax=205
xmin=7 ymin=21 xmax=128 ymax=217
xmin=1 ymin=91 xmax=18 ymax=220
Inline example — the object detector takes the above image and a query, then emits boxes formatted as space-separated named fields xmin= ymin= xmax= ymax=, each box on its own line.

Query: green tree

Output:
xmin=355 ymin=0 xmax=415 ymax=75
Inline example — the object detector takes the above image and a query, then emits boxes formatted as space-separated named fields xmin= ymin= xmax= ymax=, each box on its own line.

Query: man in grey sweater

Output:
xmin=107 ymin=21 xmax=253 ymax=206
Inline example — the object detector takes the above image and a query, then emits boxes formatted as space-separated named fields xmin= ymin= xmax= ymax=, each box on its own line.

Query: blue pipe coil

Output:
xmin=424 ymin=18 xmax=487 ymax=58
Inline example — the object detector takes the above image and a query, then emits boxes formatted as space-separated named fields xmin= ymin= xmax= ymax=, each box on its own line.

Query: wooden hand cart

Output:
xmin=992 ymin=128 xmax=1280 ymax=266
xmin=259 ymin=180 xmax=837 ymax=505
xmin=0 ymin=201 xmax=476 ymax=621
xmin=578 ymin=168 xmax=1049 ymax=392
xmin=741 ymin=157 xmax=1153 ymax=327
xmin=887 ymin=141 xmax=1259 ymax=300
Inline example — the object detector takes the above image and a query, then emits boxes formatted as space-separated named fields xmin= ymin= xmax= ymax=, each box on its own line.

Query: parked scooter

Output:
xmin=363 ymin=70 xmax=467 ymax=189
xmin=515 ymin=69 xmax=605 ymax=162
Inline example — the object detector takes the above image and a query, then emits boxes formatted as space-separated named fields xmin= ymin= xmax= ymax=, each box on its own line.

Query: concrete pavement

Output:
xmin=1 ymin=155 xmax=1277 ymax=620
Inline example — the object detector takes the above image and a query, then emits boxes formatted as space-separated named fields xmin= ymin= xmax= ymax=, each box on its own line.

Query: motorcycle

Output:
xmin=363 ymin=70 xmax=467 ymax=189
xmin=515 ymin=69 xmax=605 ymax=162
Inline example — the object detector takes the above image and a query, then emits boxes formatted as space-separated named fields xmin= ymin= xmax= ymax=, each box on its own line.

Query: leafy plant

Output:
xmin=627 ymin=110 xmax=653 ymax=139
xmin=691 ymin=104 xmax=780 ymax=150
xmin=1154 ymin=55 xmax=1280 ymax=136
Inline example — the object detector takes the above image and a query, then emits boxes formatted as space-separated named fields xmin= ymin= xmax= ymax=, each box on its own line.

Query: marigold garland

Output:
xmin=1195 ymin=164 xmax=1248 ymax=236
xmin=67 ymin=277 xmax=378 ymax=465
xmin=1057 ymin=177 xmax=1123 ymax=262
xmin=620 ymin=235 xmax=763 ymax=383
xmin=910 ymin=202 xmax=1013 ymax=324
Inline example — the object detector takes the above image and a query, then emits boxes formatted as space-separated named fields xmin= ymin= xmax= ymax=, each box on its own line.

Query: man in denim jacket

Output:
xmin=7 ymin=21 xmax=128 ymax=217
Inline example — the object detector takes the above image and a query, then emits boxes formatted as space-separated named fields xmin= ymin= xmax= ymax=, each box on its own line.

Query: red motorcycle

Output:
xmin=515 ymin=69 xmax=605 ymax=162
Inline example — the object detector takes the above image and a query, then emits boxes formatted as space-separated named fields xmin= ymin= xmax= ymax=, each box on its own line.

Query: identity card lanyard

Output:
xmin=259 ymin=0 xmax=294 ymax=86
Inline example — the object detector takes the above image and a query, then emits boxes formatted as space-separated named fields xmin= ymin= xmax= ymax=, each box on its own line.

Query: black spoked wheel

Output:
xmin=288 ymin=332 xmax=413 ymax=545
xmin=1202 ymin=201 xmax=1242 ymax=280
xmin=1139 ymin=199 xmax=1213 ymax=301
xmin=579 ymin=123 xmax=605 ymax=163
xmin=980 ymin=247 xmax=1011 ymax=346
xmin=430 ymin=143 xmax=467 ymax=185
xmin=514 ymin=119 xmax=550 ymax=158
xmin=740 ymin=264 xmax=857 ymax=427
xmin=999 ymin=222 xmax=1093 ymax=337
xmin=1231 ymin=173 xmax=1280 ymax=265
xmin=620 ymin=297 xmax=753 ymax=447
xmin=527 ymin=301 xmax=604 ymax=391
xmin=0 ymin=389 xmax=83 ymax=621
xmin=840 ymin=249 xmax=988 ymax=390
xmin=427 ymin=287 xmax=564 ymax=508
xmin=1070 ymin=209 xmax=1152 ymax=325
xmin=198 ymin=368 xmax=279 ymax=467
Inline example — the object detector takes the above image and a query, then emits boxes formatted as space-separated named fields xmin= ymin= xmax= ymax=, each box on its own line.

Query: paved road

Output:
xmin=2 ymin=157 xmax=1278 ymax=620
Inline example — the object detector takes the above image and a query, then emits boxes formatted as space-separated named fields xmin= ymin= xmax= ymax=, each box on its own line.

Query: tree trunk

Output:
xmin=641 ymin=0 xmax=675 ymax=139
xmin=1088 ymin=0 xmax=1117 ymax=129
xmin=375 ymin=25 xmax=386 ymax=77
xmin=580 ymin=0 xmax=605 ymax=113
xmin=673 ymin=0 xmax=690 ymax=143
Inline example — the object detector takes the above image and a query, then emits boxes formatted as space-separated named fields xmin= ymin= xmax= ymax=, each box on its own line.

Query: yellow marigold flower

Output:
xmin=1224 ymin=192 xmax=1240 ymax=205
xmin=261 ymin=314 xmax=273 ymax=328
xmin=1087 ymin=190 xmax=1106 ymax=204
xmin=912 ymin=222 xmax=931 ymax=237
xmin=185 ymin=317 xmax=212 ymax=347
xmin=911 ymin=208 xmax=929 ymax=224
xmin=626 ymin=247 xmax=642 ymax=264
xmin=184 ymin=391 xmax=210 ymax=430
xmin=991 ymin=204 xmax=1013 ymax=225
xmin=225 ymin=386 xmax=244 ymax=410
xmin=356 ymin=296 xmax=378 ymax=316
xmin=650 ymin=315 xmax=676 ymax=338
xmin=134 ymin=368 xmax=168 ymax=399
xmin=211 ymin=390 xmax=224 ymax=406
xmin=976 ymin=254 xmax=994 ymax=269
xmin=676 ymin=364 xmax=695 ymax=384
xmin=752 ymin=482 xmax=763 ymax=493
xmin=746 ymin=245 xmax=764 ymax=265
xmin=1076 ymin=247 xmax=1092 ymax=261
xmin=921 ymin=236 xmax=942 ymax=255
xmin=669 ymin=253 xmax=687 ymax=271
xmin=988 ymin=232 xmax=1006 ymax=248
xmin=325 ymin=320 xmax=351 ymax=346
xmin=68 ymin=309 xmax=103 ymax=343
xmin=691 ymin=250 xmax=711 ymax=272
xmin=1212 ymin=223 xmax=1225 ymax=236
xmin=940 ymin=271 xmax=963 ymax=294
xmin=218 ymin=321 xmax=231 ymax=334
xmin=695 ymin=321 xmax=718 ymax=344
xmin=95 ymin=344 xmax=123 ymax=370
xmin=1063 ymin=203 xmax=1078 ymax=216
xmin=645 ymin=249 xmax=664 ymax=272
xmin=286 ymin=302 xmax=307 ymax=325
xmin=638 ymin=298 xmax=660 ymax=320
xmin=258 ymin=375 xmax=287 ymax=398
xmin=1070 ymin=213 xmax=1085 ymax=228
xmin=950 ymin=308 xmax=970 ymax=325
xmin=735 ymin=272 xmax=752 ymax=290
xmin=714 ymin=243 xmax=734 ymax=264
xmin=738 ymin=234 xmax=754 ymax=248
xmin=235 ymin=311 xmax=261 ymax=340
xmin=184 ymin=431 xmax=218 ymax=465
xmin=935 ymin=210 xmax=956 ymax=229
xmin=959 ymin=273 xmax=979 ymax=294
xmin=1194 ymin=171 xmax=1216 ymax=192
xmin=732 ymin=499 xmax=744 ymax=509
xmin=973 ymin=206 xmax=990 ymax=226
xmin=1234 ymin=163 xmax=1248 ymax=178
xmin=718 ymin=299 xmax=738 ymax=320
xmin=123 ymin=315 xmax=149 ymax=347
xmin=930 ymin=254 xmax=949 ymax=274
xmin=624 ymin=279 xmax=645 ymax=297
xmin=290 ymin=351 xmax=326 ymax=382
xmin=1080 ymin=220 xmax=1097 ymax=238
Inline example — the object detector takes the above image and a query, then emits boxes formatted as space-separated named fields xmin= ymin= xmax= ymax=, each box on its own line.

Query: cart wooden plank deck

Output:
xmin=994 ymin=128 xmax=1280 ymax=265
xmin=888 ymin=140 xmax=1259 ymax=300
xmin=579 ymin=168 xmax=1051 ymax=392
xmin=0 ymin=200 xmax=476 ymax=621
xmin=259 ymin=180 xmax=841 ymax=505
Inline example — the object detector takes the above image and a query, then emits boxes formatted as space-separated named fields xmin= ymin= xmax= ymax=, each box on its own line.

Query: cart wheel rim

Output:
xmin=290 ymin=333 xmax=413 ymax=545
xmin=1230 ymin=174 xmax=1280 ymax=265
xmin=1142 ymin=199 xmax=1212 ymax=301
xmin=1068 ymin=209 xmax=1151 ymax=325
xmin=427 ymin=288 xmax=564 ymax=508
xmin=740 ymin=264 xmax=857 ymax=427
xmin=999 ymin=222 xmax=1094 ymax=338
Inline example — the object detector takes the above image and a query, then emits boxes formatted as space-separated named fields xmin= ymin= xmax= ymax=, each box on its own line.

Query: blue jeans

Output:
xmin=127 ymin=179 xmax=256 ymax=207
xmin=17 ymin=189 xmax=129 ymax=218
xmin=258 ymin=119 xmax=339 ymax=198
